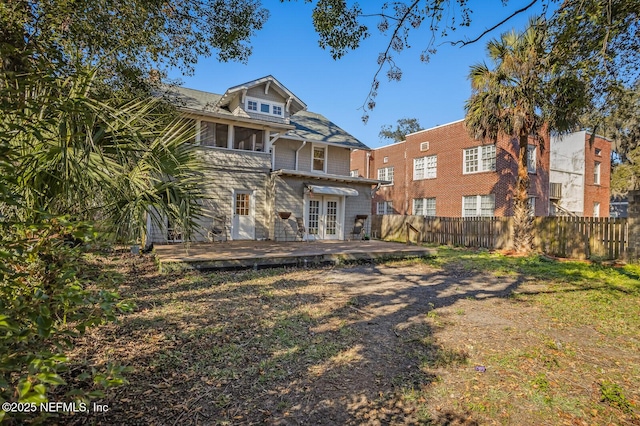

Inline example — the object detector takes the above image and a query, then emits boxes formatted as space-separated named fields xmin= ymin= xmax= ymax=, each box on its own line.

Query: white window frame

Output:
xmin=594 ymin=162 xmax=601 ymax=185
xmin=413 ymin=155 xmax=437 ymax=180
xmin=312 ymin=144 xmax=327 ymax=173
xmin=413 ymin=198 xmax=436 ymax=216
xmin=245 ymin=96 xmax=285 ymax=118
xmin=527 ymin=196 xmax=536 ymax=217
xmin=527 ymin=145 xmax=537 ymax=173
xmin=464 ymin=145 xmax=496 ymax=174
xmin=593 ymin=202 xmax=600 ymax=217
xmin=376 ymin=201 xmax=393 ymax=215
xmin=247 ymin=100 xmax=258 ymax=111
xmin=462 ymin=194 xmax=495 ymax=217
xmin=378 ymin=167 xmax=394 ymax=185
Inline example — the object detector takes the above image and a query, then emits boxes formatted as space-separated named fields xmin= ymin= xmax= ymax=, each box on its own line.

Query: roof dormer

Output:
xmin=215 ymin=76 xmax=307 ymax=121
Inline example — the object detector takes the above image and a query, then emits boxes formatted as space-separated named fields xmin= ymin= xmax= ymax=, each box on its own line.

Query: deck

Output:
xmin=153 ymin=240 xmax=436 ymax=272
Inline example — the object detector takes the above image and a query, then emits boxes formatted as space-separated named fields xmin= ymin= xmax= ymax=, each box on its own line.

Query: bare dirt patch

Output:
xmin=62 ymin=251 xmax=639 ymax=425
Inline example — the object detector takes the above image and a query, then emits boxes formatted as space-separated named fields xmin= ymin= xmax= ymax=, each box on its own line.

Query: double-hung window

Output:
xmin=312 ymin=146 xmax=326 ymax=172
xmin=378 ymin=167 xmax=394 ymax=185
xmin=462 ymin=195 xmax=495 ymax=217
xmin=377 ymin=201 xmax=394 ymax=215
xmin=413 ymin=198 xmax=436 ymax=216
xmin=413 ymin=155 xmax=437 ymax=180
xmin=594 ymin=162 xmax=601 ymax=185
xmin=527 ymin=145 xmax=537 ymax=173
xmin=464 ymin=145 xmax=496 ymax=174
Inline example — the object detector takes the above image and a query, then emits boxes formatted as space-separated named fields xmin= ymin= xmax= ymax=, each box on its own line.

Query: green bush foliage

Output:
xmin=0 ymin=217 xmax=133 ymax=422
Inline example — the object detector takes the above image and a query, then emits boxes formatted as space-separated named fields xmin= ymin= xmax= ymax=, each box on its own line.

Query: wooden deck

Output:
xmin=153 ymin=240 xmax=436 ymax=272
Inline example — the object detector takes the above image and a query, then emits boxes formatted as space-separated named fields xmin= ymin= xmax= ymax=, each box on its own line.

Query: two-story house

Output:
xmin=146 ymin=76 xmax=380 ymax=245
xmin=549 ymin=131 xmax=611 ymax=217
xmin=350 ymin=119 xmax=551 ymax=217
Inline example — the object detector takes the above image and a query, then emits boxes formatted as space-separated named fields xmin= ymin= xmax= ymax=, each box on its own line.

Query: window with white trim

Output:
xmin=414 ymin=155 xmax=437 ymax=180
xmin=378 ymin=167 xmax=394 ymax=185
xmin=462 ymin=195 xmax=495 ymax=217
xmin=463 ymin=145 xmax=496 ymax=174
xmin=413 ymin=198 xmax=436 ymax=216
xmin=464 ymin=145 xmax=496 ymax=174
xmin=527 ymin=145 xmax=537 ymax=173
xmin=245 ymin=96 xmax=284 ymax=118
xmin=377 ymin=201 xmax=394 ymax=215
xmin=527 ymin=196 xmax=536 ymax=217
xmin=312 ymin=146 xmax=326 ymax=172
xmin=350 ymin=170 xmax=359 ymax=177
xmin=594 ymin=162 xmax=601 ymax=185
xmin=593 ymin=202 xmax=600 ymax=217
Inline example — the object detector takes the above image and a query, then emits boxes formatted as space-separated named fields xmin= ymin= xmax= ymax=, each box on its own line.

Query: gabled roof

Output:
xmin=217 ymin=75 xmax=307 ymax=115
xmin=160 ymin=78 xmax=370 ymax=151
xmin=160 ymin=85 xmax=231 ymax=116
xmin=288 ymin=111 xmax=369 ymax=150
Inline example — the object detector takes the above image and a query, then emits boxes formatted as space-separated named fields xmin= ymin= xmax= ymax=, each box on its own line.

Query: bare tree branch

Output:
xmin=446 ymin=0 xmax=540 ymax=47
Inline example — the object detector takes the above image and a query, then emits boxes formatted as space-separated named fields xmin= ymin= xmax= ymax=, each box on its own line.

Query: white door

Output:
xmin=232 ymin=190 xmax=255 ymax=240
xmin=306 ymin=196 xmax=342 ymax=240
xmin=323 ymin=197 xmax=340 ymax=240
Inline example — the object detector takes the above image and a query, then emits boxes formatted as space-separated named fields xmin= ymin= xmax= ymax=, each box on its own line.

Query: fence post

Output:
xmin=626 ymin=190 xmax=640 ymax=262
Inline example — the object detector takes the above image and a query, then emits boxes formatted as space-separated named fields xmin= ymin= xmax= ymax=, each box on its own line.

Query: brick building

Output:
xmin=350 ymin=119 xmax=551 ymax=217
xmin=549 ymin=131 xmax=611 ymax=217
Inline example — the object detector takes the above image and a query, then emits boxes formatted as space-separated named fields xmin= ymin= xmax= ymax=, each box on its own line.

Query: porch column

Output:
xmin=227 ymin=124 xmax=234 ymax=149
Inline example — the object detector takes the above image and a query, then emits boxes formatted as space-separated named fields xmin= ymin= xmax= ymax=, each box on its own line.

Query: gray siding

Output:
xmin=247 ymin=85 xmax=287 ymax=105
xmin=148 ymin=148 xmax=271 ymax=243
xmin=344 ymin=182 xmax=375 ymax=237
xmin=273 ymin=138 xmax=299 ymax=170
xmin=298 ymin=143 xmax=312 ymax=172
xmin=271 ymin=176 xmax=375 ymax=240
xmin=327 ymin=146 xmax=351 ymax=176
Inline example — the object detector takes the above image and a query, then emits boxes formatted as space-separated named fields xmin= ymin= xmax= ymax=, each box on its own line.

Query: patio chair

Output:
xmin=350 ymin=216 xmax=366 ymax=240
xmin=207 ymin=215 xmax=228 ymax=243
xmin=296 ymin=217 xmax=306 ymax=241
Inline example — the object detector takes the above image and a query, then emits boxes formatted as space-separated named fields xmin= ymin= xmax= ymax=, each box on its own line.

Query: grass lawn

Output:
xmin=63 ymin=247 xmax=639 ymax=425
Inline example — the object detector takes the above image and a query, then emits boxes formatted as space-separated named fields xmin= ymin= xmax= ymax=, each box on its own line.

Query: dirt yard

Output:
xmin=64 ymin=250 xmax=639 ymax=425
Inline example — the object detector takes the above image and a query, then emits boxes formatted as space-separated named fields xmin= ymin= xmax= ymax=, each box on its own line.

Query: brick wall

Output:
xmin=583 ymin=134 xmax=612 ymax=217
xmin=366 ymin=120 xmax=550 ymax=217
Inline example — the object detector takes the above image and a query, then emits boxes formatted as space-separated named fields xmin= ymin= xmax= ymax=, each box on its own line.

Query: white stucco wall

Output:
xmin=550 ymin=131 xmax=586 ymax=215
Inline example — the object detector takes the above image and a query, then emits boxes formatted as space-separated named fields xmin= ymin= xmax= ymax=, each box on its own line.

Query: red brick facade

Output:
xmin=583 ymin=134 xmax=611 ymax=217
xmin=350 ymin=120 xmax=551 ymax=217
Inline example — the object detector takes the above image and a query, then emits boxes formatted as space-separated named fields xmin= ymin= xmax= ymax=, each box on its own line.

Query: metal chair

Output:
xmin=207 ymin=215 xmax=228 ymax=242
xmin=296 ymin=217 xmax=306 ymax=241
xmin=350 ymin=216 xmax=366 ymax=240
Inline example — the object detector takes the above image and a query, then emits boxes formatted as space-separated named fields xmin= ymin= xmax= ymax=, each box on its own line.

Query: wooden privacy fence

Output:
xmin=372 ymin=215 xmax=629 ymax=260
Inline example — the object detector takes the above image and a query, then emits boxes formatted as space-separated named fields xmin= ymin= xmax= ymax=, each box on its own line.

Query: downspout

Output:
xmin=366 ymin=151 xmax=371 ymax=178
xmin=295 ymin=140 xmax=307 ymax=171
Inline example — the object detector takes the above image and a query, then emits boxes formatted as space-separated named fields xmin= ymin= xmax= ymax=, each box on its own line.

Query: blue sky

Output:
xmin=167 ymin=1 xmax=551 ymax=148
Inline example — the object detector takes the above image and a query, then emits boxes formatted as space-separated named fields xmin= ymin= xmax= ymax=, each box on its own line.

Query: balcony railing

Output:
xmin=549 ymin=182 xmax=562 ymax=200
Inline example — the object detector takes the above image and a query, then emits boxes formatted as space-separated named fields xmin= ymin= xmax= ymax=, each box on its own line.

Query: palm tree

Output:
xmin=2 ymin=65 xmax=206 ymax=245
xmin=465 ymin=18 xmax=587 ymax=253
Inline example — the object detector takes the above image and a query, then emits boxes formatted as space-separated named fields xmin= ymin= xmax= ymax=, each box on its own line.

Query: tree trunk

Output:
xmin=512 ymin=133 xmax=533 ymax=253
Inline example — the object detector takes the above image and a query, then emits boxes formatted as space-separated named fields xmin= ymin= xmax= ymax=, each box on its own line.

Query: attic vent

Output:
xmin=383 ymin=156 xmax=389 ymax=164
xmin=420 ymin=141 xmax=430 ymax=151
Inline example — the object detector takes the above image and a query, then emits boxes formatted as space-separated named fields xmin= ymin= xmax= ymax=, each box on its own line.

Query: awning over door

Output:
xmin=307 ymin=185 xmax=359 ymax=197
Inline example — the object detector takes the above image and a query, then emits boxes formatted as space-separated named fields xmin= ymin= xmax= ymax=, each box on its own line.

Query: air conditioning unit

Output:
xmin=420 ymin=141 xmax=430 ymax=151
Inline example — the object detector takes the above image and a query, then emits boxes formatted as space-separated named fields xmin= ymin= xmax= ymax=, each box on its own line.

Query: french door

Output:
xmin=306 ymin=196 xmax=341 ymax=240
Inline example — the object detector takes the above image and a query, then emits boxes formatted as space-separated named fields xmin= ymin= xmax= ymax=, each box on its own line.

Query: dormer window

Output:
xmin=246 ymin=96 xmax=284 ymax=118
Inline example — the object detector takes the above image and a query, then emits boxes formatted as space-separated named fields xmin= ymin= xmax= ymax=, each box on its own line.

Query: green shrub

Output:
xmin=0 ymin=218 xmax=133 ymax=423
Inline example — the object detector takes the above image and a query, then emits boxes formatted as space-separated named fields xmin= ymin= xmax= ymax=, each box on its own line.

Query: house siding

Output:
xmin=273 ymin=139 xmax=300 ymax=170
xmin=327 ymin=146 xmax=351 ymax=176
